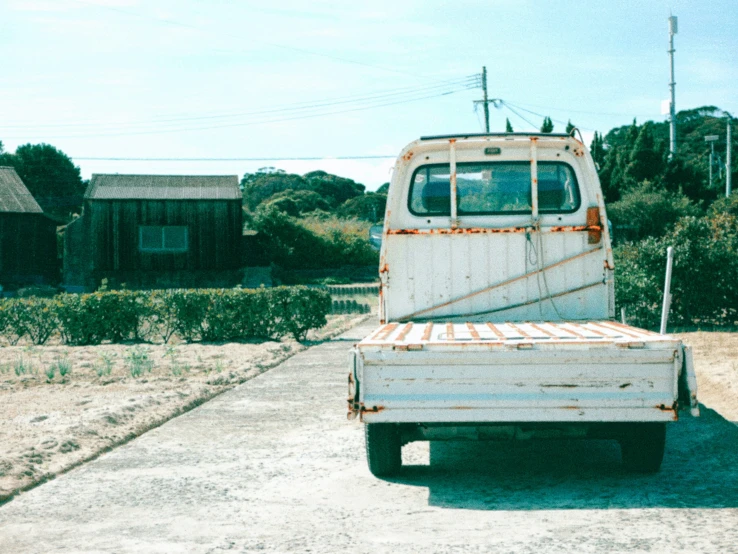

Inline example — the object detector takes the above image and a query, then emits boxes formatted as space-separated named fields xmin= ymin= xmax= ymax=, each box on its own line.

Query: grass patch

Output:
xmin=125 ymin=347 xmax=153 ymax=378
xmin=94 ymin=352 xmax=115 ymax=378
xmin=14 ymin=356 xmax=34 ymax=377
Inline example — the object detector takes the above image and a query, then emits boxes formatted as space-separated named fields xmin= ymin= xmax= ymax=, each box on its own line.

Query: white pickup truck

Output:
xmin=348 ymin=132 xmax=699 ymax=476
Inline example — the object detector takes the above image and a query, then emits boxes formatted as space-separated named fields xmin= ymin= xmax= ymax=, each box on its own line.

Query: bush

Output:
xmin=270 ymin=287 xmax=331 ymax=341
xmin=55 ymin=291 xmax=148 ymax=345
xmin=0 ymin=286 xmax=331 ymax=345
xmin=2 ymin=297 xmax=58 ymax=345
xmin=250 ymin=207 xmax=378 ymax=270
xmin=299 ymin=214 xmax=378 ymax=267
xmin=615 ymin=211 xmax=738 ymax=328
xmin=608 ymin=181 xmax=701 ymax=243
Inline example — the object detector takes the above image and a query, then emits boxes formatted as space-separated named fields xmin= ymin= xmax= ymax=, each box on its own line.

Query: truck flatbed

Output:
xmin=350 ymin=321 xmax=697 ymax=425
xmin=360 ymin=321 xmax=667 ymax=349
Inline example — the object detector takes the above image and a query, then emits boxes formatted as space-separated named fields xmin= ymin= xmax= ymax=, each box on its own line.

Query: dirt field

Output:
xmin=0 ymin=313 xmax=368 ymax=502
xmin=678 ymin=331 xmax=738 ymax=422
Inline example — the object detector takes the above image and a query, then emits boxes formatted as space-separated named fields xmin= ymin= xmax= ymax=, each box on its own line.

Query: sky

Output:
xmin=1 ymin=0 xmax=736 ymax=191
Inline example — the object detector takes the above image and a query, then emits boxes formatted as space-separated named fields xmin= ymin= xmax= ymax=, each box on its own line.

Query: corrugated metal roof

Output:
xmin=85 ymin=174 xmax=241 ymax=201
xmin=0 ymin=166 xmax=43 ymax=214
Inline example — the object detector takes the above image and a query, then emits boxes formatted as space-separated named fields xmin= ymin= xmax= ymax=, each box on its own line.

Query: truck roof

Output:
xmin=419 ymin=132 xmax=575 ymax=141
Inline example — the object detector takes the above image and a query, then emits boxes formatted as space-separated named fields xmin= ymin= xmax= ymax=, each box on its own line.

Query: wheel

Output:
xmin=619 ymin=423 xmax=667 ymax=473
xmin=365 ymin=423 xmax=401 ymax=477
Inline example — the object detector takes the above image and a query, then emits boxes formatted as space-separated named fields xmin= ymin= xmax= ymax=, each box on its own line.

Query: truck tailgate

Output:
xmin=351 ymin=321 xmax=683 ymax=423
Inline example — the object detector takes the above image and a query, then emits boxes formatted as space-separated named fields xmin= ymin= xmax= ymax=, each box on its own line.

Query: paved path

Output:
xmin=2 ymin=320 xmax=738 ymax=553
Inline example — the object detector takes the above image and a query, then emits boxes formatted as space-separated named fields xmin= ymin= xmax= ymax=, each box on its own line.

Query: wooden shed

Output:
xmin=64 ymin=174 xmax=243 ymax=290
xmin=0 ymin=166 xmax=59 ymax=289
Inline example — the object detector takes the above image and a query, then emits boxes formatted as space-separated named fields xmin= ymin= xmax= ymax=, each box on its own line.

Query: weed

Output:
xmin=55 ymin=356 xmax=72 ymax=378
xmin=164 ymin=347 xmax=184 ymax=377
xmin=45 ymin=365 xmax=55 ymax=382
xmin=214 ymin=360 xmax=224 ymax=374
xmin=94 ymin=352 xmax=115 ymax=377
xmin=14 ymin=356 xmax=31 ymax=377
xmin=125 ymin=346 xmax=153 ymax=378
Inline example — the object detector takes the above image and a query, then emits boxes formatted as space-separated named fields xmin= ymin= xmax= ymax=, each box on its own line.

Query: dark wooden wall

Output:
xmin=0 ymin=213 xmax=59 ymax=286
xmin=86 ymin=199 xmax=243 ymax=272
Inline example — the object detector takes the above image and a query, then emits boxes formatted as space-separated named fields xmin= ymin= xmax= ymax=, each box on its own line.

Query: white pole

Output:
xmin=728 ymin=120 xmax=732 ymax=197
xmin=449 ymin=139 xmax=458 ymax=229
xmin=668 ymin=16 xmax=678 ymax=157
xmin=660 ymin=246 xmax=674 ymax=334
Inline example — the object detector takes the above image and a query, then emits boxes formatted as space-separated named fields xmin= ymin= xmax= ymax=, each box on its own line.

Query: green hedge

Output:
xmin=0 ymin=287 xmax=331 ymax=345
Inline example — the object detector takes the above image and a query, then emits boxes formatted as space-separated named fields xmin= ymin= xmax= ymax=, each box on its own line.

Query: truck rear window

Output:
xmin=408 ymin=162 xmax=580 ymax=216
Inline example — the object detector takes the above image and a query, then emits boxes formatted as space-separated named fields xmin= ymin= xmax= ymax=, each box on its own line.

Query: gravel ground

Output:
xmin=0 ymin=320 xmax=737 ymax=553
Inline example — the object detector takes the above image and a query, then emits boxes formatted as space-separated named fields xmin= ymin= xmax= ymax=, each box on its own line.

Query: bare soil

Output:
xmin=677 ymin=331 xmax=738 ymax=422
xmin=0 ymin=314 xmax=368 ymax=501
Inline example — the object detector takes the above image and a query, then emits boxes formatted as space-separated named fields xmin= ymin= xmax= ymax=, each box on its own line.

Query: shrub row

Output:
xmin=0 ymin=287 xmax=331 ymax=345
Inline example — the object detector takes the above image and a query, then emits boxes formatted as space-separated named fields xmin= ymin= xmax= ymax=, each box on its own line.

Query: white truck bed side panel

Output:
xmin=355 ymin=322 xmax=680 ymax=424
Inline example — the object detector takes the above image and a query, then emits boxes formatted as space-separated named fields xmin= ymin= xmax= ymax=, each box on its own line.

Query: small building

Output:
xmin=64 ymin=174 xmax=243 ymax=290
xmin=0 ymin=167 xmax=59 ymax=289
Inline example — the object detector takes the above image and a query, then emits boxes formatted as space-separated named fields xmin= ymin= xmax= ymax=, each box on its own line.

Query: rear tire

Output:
xmin=365 ymin=423 xmax=401 ymax=477
xmin=620 ymin=423 xmax=666 ymax=473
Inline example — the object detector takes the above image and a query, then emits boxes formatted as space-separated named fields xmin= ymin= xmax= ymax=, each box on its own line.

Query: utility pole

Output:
xmin=668 ymin=15 xmax=678 ymax=157
xmin=474 ymin=65 xmax=489 ymax=133
xmin=728 ymin=119 xmax=733 ymax=197
xmin=473 ymin=67 xmax=500 ymax=133
xmin=481 ymin=66 xmax=489 ymax=133
xmin=706 ymin=135 xmax=718 ymax=190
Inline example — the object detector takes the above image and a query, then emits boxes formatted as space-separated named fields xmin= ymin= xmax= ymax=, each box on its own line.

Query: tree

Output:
xmin=242 ymin=169 xmax=366 ymax=212
xmin=590 ymin=131 xmax=606 ymax=169
xmin=607 ymin=181 xmax=701 ymax=242
xmin=540 ymin=117 xmax=554 ymax=133
xmin=241 ymin=169 xmax=309 ymax=211
xmin=565 ymin=120 xmax=577 ymax=136
xmin=0 ymin=143 xmax=85 ymax=220
xmin=303 ymin=170 xmax=365 ymax=208
xmin=376 ymin=182 xmax=390 ymax=195
xmin=262 ymin=189 xmax=330 ymax=216
xmin=599 ymin=147 xmax=624 ymax=203
xmin=624 ymin=122 xmax=665 ymax=185
xmin=505 ymin=118 xmax=514 ymax=133
xmin=338 ymin=193 xmax=387 ymax=222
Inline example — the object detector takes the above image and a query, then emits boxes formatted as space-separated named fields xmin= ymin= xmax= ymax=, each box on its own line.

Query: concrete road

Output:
xmin=1 ymin=320 xmax=738 ymax=553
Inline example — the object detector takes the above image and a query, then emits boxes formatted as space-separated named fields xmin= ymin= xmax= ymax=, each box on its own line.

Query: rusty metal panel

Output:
xmin=359 ymin=321 xmax=665 ymax=346
xmin=353 ymin=321 xmax=682 ymax=424
xmin=380 ymin=135 xmax=613 ymax=323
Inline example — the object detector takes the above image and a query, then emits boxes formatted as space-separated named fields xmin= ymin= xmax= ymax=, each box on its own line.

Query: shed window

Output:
xmin=139 ymin=226 xmax=188 ymax=253
xmin=408 ymin=162 xmax=580 ymax=216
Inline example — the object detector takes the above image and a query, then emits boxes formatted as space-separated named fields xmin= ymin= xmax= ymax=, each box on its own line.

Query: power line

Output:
xmin=2 ymin=75 xmax=478 ymax=130
xmin=70 ymin=155 xmax=397 ymax=162
xmin=504 ymin=100 xmax=661 ymax=120
xmin=69 ymin=0 xmax=452 ymax=83
xmin=1 ymin=76 xmax=479 ymax=130
xmin=503 ymin=101 xmax=596 ymax=132
xmin=501 ymin=102 xmax=540 ymax=130
xmin=4 ymin=84 xmax=478 ymax=140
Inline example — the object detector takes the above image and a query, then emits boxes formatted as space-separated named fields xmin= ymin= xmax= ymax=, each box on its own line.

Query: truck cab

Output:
xmin=349 ymin=133 xmax=699 ymax=477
